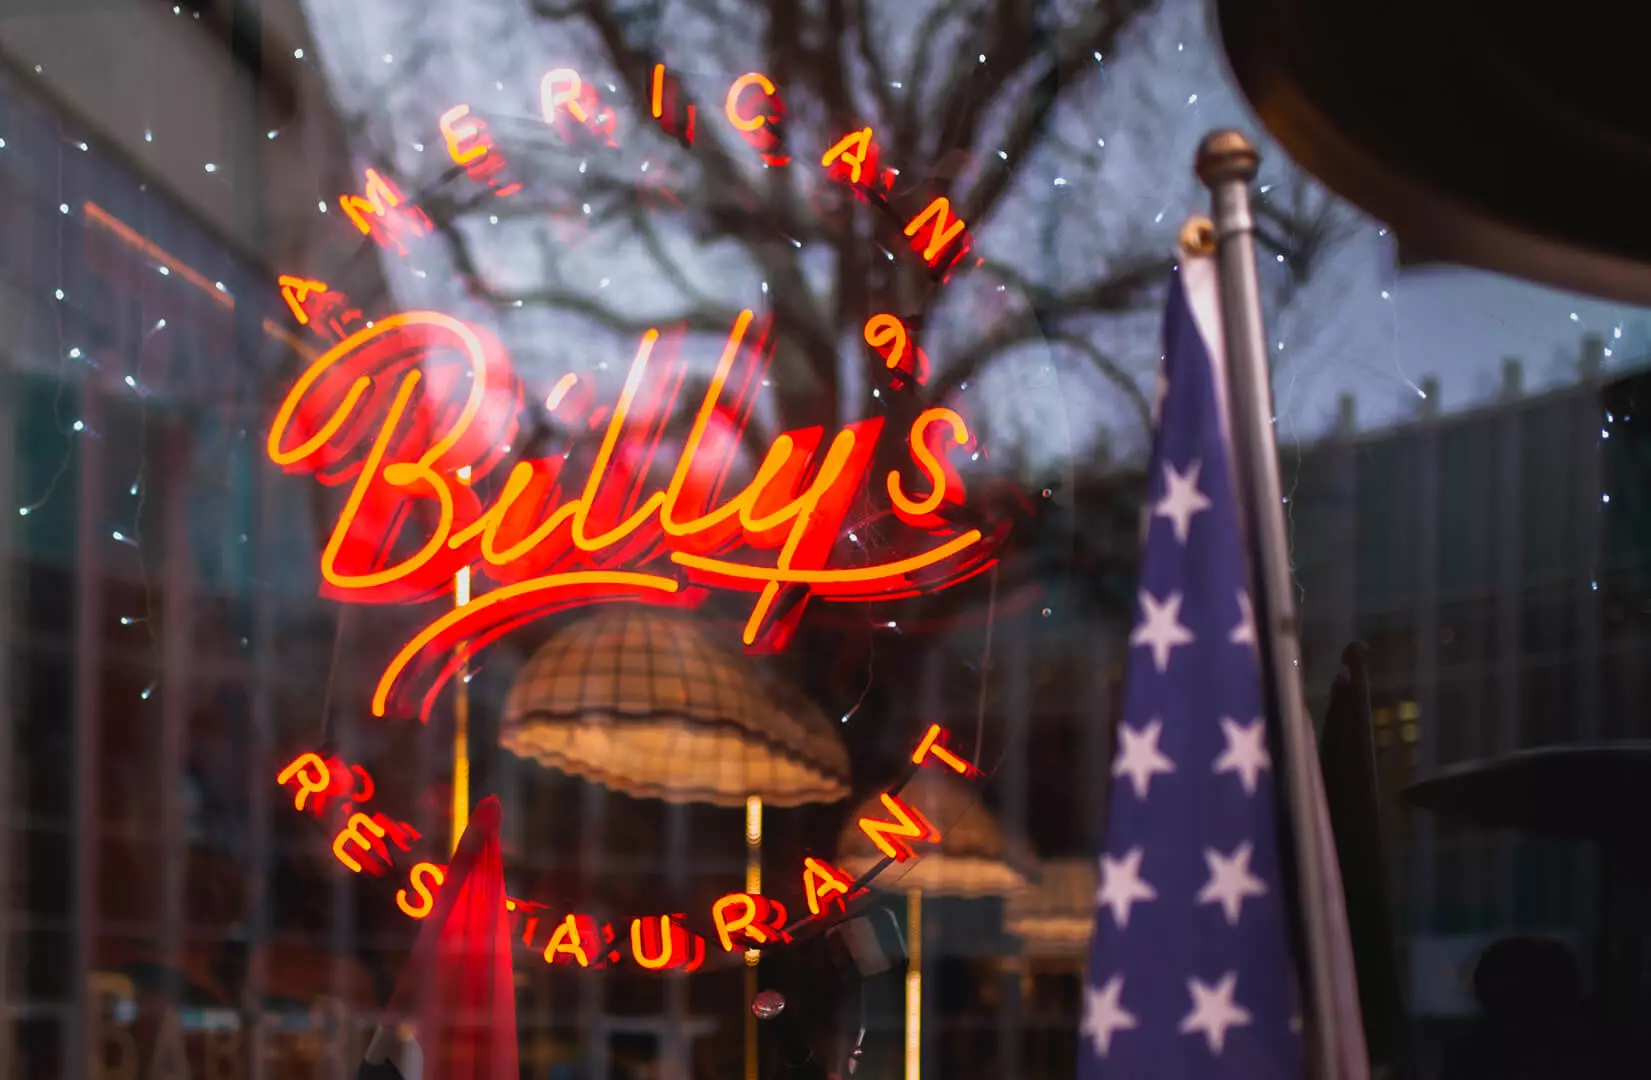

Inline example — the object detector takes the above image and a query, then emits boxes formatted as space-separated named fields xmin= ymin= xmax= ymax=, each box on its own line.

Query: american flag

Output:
xmin=1078 ymin=256 xmax=1303 ymax=1077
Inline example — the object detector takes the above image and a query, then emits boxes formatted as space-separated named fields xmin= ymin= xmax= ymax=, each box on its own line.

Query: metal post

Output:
xmin=1195 ymin=130 xmax=1363 ymax=1080
xmin=227 ymin=0 xmax=273 ymax=1070
xmin=665 ymin=801 xmax=689 ymax=1080
xmin=580 ymin=781 xmax=606 ymax=1080
xmin=745 ymin=795 xmax=763 ymax=1080
xmin=1000 ymin=625 xmax=1030 ymax=1080
xmin=159 ymin=428 xmax=191 ymax=1029
xmin=453 ymin=562 xmax=472 ymax=854
xmin=0 ymin=308 xmax=15 ymax=1076
xmin=71 ymin=380 xmax=107 ymax=1080
xmin=1493 ymin=360 xmax=1523 ymax=936
xmin=904 ymin=888 xmax=922 ymax=1080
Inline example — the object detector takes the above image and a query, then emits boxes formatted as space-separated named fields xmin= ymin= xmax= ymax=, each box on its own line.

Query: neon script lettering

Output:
xmin=267 ymin=309 xmax=1001 ymax=720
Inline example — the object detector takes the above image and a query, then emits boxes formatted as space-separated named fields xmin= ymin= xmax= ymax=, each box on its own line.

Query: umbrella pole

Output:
xmin=746 ymin=796 xmax=763 ymax=1080
xmin=452 ymin=556 xmax=473 ymax=853
xmin=906 ymin=888 xmax=922 ymax=1080
xmin=453 ymin=646 xmax=470 ymax=852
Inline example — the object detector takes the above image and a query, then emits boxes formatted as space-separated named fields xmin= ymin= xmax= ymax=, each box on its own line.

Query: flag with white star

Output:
xmin=1079 ymin=254 xmax=1303 ymax=1077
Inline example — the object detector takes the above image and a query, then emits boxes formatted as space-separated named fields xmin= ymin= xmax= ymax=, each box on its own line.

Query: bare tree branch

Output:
xmin=954 ymin=1 xmax=1154 ymax=227
xmin=396 ymin=0 xmax=1360 ymax=457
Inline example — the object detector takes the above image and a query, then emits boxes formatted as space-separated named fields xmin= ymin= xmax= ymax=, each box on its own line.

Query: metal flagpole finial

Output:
xmin=1179 ymin=215 xmax=1217 ymax=258
xmin=1195 ymin=130 xmax=1261 ymax=188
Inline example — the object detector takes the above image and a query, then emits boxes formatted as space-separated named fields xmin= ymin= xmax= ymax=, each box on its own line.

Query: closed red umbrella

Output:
xmin=362 ymin=795 xmax=517 ymax=1080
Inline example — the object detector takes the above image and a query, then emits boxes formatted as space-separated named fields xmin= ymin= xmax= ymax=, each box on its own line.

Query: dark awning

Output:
xmin=1404 ymin=744 xmax=1651 ymax=841
xmin=1213 ymin=1 xmax=1651 ymax=305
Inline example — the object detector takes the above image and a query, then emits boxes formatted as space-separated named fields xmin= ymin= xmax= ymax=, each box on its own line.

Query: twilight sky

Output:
xmin=300 ymin=0 xmax=1651 ymax=468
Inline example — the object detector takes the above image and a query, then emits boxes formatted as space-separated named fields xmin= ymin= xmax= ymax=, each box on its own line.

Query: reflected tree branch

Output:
xmin=401 ymin=0 xmax=1360 ymax=454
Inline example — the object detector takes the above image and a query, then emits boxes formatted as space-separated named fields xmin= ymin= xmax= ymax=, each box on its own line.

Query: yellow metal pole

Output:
xmin=906 ymin=888 xmax=922 ymax=1080
xmin=745 ymin=795 xmax=763 ymax=1080
xmin=451 ymin=466 xmax=473 ymax=853
xmin=452 ymin=640 xmax=469 ymax=854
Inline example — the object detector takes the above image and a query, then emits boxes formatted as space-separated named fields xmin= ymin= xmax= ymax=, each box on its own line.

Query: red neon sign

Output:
xmin=649 ymin=63 xmax=697 ymax=147
xmin=267 ymin=307 xmax=1001 ymax=720
xmin=821 ymin=127 xmax=890 ymax=192
xmin=276 ymin=724 xmax=976 ymax=974
xmin=857 ymin=792 xmax=940 ymax=861
xmin=863 ymin=313 xmax=929 ymax=388
xmin=911 ymin=722 xmax=978 ymax=777
xmin=904 ymin=197 xmax=972 ymax=271
xmin=725 ymin=72 xmax=788 ymax=166
xmin=439 ymin=104 xmax=521 ymax=198
xmin=802 ymin=857 xmax=854 ymax=916
xmin=306 ymin=71 xmax=973 ymax=290
xmin=540 ymin=68 xmax=617 ymax=147
xmin=339 ymin=168 xmax=432 ymax=254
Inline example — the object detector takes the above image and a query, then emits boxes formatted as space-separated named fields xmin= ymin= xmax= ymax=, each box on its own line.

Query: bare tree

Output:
xmin=307 ymin=0 xmax=1359 ymax=469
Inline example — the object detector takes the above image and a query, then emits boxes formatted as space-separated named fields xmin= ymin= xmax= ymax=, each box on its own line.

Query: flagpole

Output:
xmin=1194 ymin=130 xmax=1353 ymax=1080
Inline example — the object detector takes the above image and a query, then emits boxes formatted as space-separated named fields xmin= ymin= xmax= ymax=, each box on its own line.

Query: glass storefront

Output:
xmin=1 ymin=0 xmax=1647 ymax=1077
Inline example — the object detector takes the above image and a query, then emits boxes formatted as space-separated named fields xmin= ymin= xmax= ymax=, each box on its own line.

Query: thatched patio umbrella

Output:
xmin=836 ymin=768 xmax=1030 ymax=1080
xmin=502 ymin=606 xmax=850 ymax=808
xmin=502 ymin=605 xmax=851 ymax=1080
xmin=1005 ymin=857 xmax=1096 ymax=962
